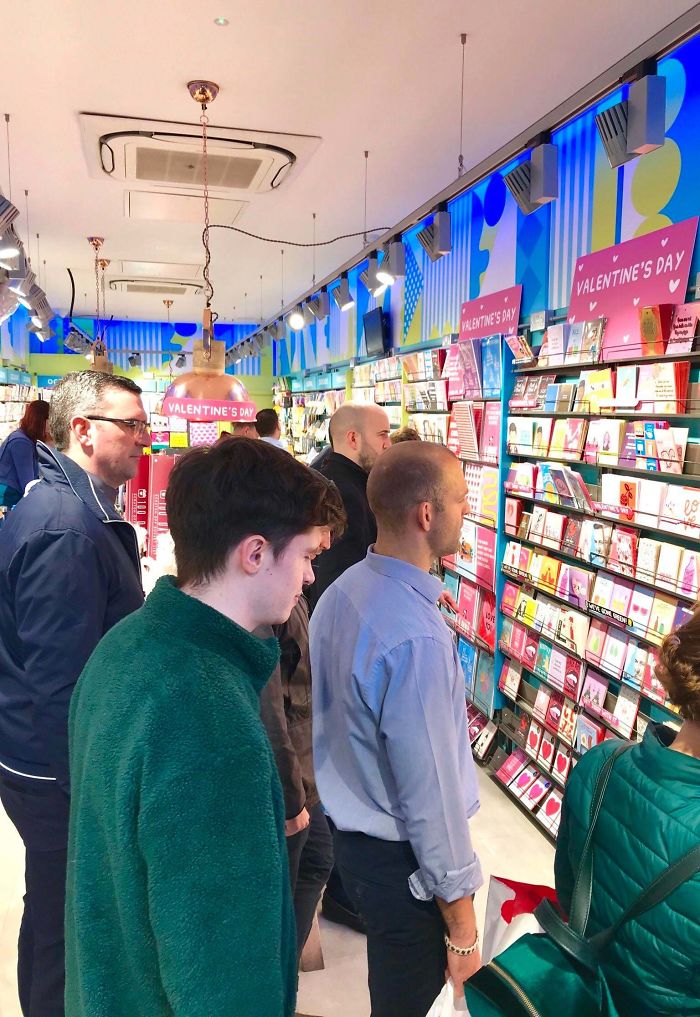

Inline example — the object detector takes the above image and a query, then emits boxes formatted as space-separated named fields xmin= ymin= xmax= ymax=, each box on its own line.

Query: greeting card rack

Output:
xmin=490 ymin=311 xmax=700 ymax=839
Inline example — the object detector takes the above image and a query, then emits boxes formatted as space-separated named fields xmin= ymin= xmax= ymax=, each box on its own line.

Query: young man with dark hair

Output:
xmin=0 ymin=370 xmax=149 ymax=1016
xmin=65 ymin=438 xmax=345 ymax=1017
xmin=311 ymin=442 xmax=483 ymax=1017
xmin=256 ymin=407 xmax=287 ymax=449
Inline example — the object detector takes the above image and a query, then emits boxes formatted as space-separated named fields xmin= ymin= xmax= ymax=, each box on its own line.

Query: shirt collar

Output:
xmin=364 ymin=546 xmax=444 ymax=604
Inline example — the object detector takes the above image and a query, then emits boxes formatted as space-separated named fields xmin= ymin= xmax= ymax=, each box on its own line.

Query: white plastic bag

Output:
xmin=424 ymin=979 xmax=470 ymax=1016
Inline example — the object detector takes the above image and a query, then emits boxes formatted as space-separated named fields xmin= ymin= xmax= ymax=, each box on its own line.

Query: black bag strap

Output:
xmin=568 ymin=742 xmax=633 ymax=936
xmin=590 ymin=842 xmax=700 ymax=950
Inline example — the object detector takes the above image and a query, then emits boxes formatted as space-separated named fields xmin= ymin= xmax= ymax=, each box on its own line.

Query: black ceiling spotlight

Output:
xmin=416 ymin=205 xmax=451 ymax=262
xmin=128 ymin=352 xmax=141 ymax=367
xmin=331 ymin=273 xmax=355 ymax=311
xmin=595 ymin=60 xmax=666 ymax=169
xmin=503 ymin=135 xmax=559 ymax=215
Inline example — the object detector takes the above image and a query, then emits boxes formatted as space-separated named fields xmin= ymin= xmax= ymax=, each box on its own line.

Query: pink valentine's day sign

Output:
xmin=460 ymin=285 xmax=522 ymax=341
xmin=567 ymin=217 xmax=699 ymax=361
xmin=161 ymin=397 xmax=257 ymax=422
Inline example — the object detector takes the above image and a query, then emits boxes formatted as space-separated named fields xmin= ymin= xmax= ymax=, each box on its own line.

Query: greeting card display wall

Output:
xmin=437 ymin=332 xmax=512 ymax=746
xmin=288 ymin=369 xmax=347 ymax=457
xmin=0 ymin=373 xmax=37 ymax=442
xmin=492 ymin=307 xmax=700 ymax=839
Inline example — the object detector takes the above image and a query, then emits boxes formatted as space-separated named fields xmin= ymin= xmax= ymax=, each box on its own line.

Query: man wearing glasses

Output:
xmin=0 ymin=370 xmax=149 ymax=1017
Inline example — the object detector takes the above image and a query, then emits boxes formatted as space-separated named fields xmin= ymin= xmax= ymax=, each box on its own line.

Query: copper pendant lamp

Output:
xmin=163 ymin=80 xmax=250 ymax=409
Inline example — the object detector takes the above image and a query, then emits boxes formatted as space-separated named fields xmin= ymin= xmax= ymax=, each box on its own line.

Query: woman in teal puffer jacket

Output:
xmin=555 ymin=612 xmax=700 ymax=1015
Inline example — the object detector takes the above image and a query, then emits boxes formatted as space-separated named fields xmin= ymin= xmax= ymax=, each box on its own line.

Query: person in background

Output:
xmin=0 ymin=399 xmax=50 ymax=509
xmin=305 ymin=402 xmax=391 ymax=930
xmin=0 ymin=371 xmax=148 ymax=1017
xmin=65 ymin=439 xmax=345 ymax=1017
xmin=390 ymin=425 xmax=421 ymax=444
xmin=306 ymin=402 xmax=391 ymax=613
xmin=259 ymin=488 xmax=346 ymax=963
xmin=232 ymin=420 xmax=258 ymax=438
xmin=554 ymin=612 xmax=700 ymax=1016
xmin=257 ymin=407 xmax=288 ymax=450
xmin=311 ymin=442 xmax=483 ymax=1017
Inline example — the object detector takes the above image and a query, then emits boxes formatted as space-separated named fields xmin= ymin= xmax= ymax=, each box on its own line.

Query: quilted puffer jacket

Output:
xmin=555 ymin=725 xmax=700 ymax=1016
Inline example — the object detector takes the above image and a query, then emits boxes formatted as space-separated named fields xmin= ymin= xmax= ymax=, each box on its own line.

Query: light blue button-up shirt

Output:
xmin=310 ymin=548 xmax=483 ymax=903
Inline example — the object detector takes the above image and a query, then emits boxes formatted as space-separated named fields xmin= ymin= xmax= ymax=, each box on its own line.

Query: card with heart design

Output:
xmin=554 ymin=747 xmax=572 ymax=781
xmin=511 ymin=764 xmax=539 ymax=799
xmin=537 ymin=732 xmax=556 ymax=772
xmin=523 ymin=776 xmax=553 ymax=810
xmin=527 ymin=720 xmax=544 ymax=757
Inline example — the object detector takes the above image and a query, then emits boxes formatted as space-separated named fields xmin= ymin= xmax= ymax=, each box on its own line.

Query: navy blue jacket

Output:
xmin=0 ymin=429 xmax=38 ymax=497
xmin=0 ymin=444 xmax=144 ymax=792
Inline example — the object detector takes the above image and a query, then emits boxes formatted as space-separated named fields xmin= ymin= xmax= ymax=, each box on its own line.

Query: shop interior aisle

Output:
xmin=0 ymin=766 xmax=554 ymax=1016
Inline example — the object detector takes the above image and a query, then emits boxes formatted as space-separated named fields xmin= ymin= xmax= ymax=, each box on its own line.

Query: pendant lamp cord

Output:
xmin=4 ymin=115 xmax=11 ymax=200
xmin=200 ymin=103 xmax=217 ymax=321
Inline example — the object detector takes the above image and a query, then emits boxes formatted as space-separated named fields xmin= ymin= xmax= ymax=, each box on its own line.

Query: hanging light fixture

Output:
xmin=162 ymin=80 xmax=252 ymax=417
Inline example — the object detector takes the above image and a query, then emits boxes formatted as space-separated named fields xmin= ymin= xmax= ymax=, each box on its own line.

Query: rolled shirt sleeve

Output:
xmin=377 ymin=636 xmax=483 ymax=903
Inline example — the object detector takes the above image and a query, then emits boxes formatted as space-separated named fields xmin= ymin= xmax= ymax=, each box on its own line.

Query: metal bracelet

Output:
xmin=444 ymin=930 xmax=480 ymax=957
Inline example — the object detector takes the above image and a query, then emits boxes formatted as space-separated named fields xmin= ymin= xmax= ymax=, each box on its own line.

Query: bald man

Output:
xmin=310 ymin=443 xmax=483 ymax=1017
xmin=305 ymin=403 xmax=391 ymax=614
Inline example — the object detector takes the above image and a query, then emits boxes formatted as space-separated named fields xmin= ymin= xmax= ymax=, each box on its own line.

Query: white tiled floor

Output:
xmin=0 ymin=767 xmax=554 ymax=1017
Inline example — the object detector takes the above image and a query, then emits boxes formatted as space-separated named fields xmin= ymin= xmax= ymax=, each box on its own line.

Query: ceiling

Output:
xmin=1 ymin=0 xmax=697 ymax=326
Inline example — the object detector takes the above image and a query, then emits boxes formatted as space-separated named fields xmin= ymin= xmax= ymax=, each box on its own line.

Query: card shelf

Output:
xmin=487 ymin=771 xmax=558 ymax=843
xmin=514 ymin=529 xmax=698 ymax=607
xmin=513 ymin=349 xmax=700 ymax=376
xmin=506 ymin=486 xmax=700 ymax=546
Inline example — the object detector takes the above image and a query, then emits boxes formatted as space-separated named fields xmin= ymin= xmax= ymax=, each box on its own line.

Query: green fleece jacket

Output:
xmin=65 ymin=576 xmax=296 ymax=1017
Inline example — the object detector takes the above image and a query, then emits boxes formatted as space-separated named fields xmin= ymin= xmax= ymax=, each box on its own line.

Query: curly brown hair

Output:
xmin=656 ymin=610 xmax=700 ymax=722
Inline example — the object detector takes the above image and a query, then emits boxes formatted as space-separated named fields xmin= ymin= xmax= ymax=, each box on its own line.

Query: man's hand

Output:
xmin=438 ymin=590 xmax=458 ymax=613
xmin=445 ymin=939 xmax=482 ymax=993
xmin=285 ymin=807 xmax=310 ymax=837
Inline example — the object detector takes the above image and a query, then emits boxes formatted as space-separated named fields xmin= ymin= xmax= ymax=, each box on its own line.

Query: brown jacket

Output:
xmin=259 ymin=595 xmax=318 ymax=819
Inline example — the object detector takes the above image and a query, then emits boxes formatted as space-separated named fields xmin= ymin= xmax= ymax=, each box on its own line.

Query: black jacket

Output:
xmin=0 ymin=444 xmax=144 ymax=791
xmin=306 ymin=450 xmax=376 ymax=612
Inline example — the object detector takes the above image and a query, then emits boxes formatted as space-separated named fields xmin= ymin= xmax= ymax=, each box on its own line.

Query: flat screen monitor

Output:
xmin=363 ymin=307 xmax=390 ymax=358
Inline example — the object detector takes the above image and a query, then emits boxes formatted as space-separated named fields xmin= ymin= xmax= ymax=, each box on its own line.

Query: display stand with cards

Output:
xmin=490 ymin=296 xmax=700 ymax=838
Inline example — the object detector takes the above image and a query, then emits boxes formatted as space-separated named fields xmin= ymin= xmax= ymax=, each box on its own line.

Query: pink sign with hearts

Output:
xmin=568 ymin=217 xmax=699 ymax=361
xmin=460 ymin=285 xmax=522 ymax=341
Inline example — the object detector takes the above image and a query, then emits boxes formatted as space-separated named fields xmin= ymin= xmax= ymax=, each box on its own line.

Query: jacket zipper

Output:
xmin=489 ymin=960 xmax=542 ymax=1017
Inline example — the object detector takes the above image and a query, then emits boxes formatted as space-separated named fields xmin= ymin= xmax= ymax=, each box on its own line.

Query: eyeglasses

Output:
xmin=86 ymin=416 xmax=151 ymax=438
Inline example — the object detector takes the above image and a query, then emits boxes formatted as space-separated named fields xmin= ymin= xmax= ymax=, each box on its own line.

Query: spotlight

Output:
xmin=175 ymin=353 xmax=186 ymax=369
xmin=0 ymin=194 xmax=20 ymax=234
xmin=416 ymin=208 xmax=451 ymax=262
xmin=308 ymin=290 xmax=330 ymax=321
xmin=331 ymin=274 xmax=355 ymax=311
xmin=0 ymin=227 xmax=21 ymax=266
xmin=287 ymin=305 xmax=306 ymax=330
xmin=128 ymin=352 xmax=142 ymax=367
xmin=504 ymin=143 xmax=558 ymax=215
xmin=270 ymin=320 xmax=287 ymax=340
xmin=64 ymin=326 xmax=92 ymax=354
xmin=360 ymin=254 xmax=387 ymax=298
xmin=376 ymin=241 xmax=406 ymax=286
xmin=0 ymin=279 xmax=19 ymax=323
xmin=595 ymin=72 xmax=666 ymax=169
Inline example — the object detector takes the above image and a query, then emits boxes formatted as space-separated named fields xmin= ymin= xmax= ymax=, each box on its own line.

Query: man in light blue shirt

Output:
xmin=310 ymin=441 xmax=483 ymax=1017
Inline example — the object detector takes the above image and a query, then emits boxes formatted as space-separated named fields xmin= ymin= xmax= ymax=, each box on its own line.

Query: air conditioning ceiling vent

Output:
xmin=80 ymin=113 xmax=322 ymax=201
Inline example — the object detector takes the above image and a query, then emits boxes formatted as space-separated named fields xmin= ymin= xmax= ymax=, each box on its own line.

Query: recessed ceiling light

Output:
xmin=213 ymin=16 xmax=229 ymax=26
